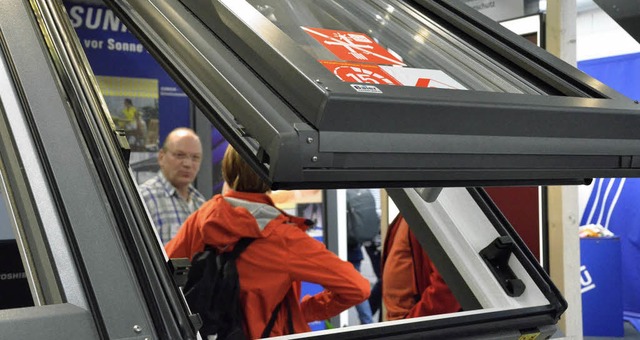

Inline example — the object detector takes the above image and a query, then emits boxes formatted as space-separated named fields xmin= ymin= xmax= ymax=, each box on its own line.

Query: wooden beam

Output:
xmin=546 ymin=3 xmax=581 ymax=337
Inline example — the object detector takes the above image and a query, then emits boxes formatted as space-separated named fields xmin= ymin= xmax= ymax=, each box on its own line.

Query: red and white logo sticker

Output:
xmin=380 ymin=66 xmax=467 ymax=90
xmin=320 ymin=61 xmax=401 ymax=86
xmin=303 ymin=27 xmax=406 ymax=66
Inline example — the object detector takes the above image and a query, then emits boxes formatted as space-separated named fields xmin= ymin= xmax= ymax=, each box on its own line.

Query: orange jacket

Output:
xmin=382 ymin=215 xmax=461 ymax=320
xmin=165 ymin=190 xmax=370 ymax=339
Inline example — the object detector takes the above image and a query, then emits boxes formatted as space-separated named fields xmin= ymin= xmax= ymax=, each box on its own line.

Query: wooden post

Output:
xmin=546 ymin=1 xmax=583 ymax=337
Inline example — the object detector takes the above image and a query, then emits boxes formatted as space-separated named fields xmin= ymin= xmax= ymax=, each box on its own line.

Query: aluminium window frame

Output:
xmin=0 ymin=1 xmax=198 ymax=338
xmin=106 ymin=0 xmax=640 ymax=190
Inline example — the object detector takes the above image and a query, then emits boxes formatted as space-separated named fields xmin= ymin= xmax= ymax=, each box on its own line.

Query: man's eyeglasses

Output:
xmin=167 ymin=150 xmax=202 ymax=163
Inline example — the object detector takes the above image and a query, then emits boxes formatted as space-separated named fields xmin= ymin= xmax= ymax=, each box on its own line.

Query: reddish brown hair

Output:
xmin=222 ymin=145 xmax=270 ymax=193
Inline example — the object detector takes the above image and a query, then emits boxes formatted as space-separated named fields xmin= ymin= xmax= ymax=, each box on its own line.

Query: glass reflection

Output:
xmin=0 ymin=165 xmax=34 ymax=309
xmin=246 ymin=0 xmax=548 ymax=95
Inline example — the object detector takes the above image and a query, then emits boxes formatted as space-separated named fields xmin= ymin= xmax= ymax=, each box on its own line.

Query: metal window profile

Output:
xmin=269 ymin=187 xmax=565 ymax=339
xmin=100 ymin=1 xmax=570 ymax=337
xmin=105 ymin=0 xmax=640 ymax=190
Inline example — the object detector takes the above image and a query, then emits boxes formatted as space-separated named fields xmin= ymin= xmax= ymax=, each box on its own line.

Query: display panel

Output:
xmin=500 ymin=13 xmax=543 ymax=47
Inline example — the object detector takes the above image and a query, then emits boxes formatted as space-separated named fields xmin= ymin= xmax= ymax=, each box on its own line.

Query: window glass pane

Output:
xmin=246 ymin=0 xmax=547 ymax=94
xmin=0 ymin=39 xmax=60 ymax=311
xmin=0 ymin=163 xmax=34 ymax=310
xmin=0 ymin=43 xmax=35 ymax=310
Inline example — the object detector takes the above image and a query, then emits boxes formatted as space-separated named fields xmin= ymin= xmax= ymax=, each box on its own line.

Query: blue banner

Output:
xmin=578 ymin=55 xmax=640 ymax=326
xmin=579 ymin=52 xmax=640 ymax=102
xmin=580 ymin=178 xmax=640 ymax=323
xmin=64 ymin=0 xmax=190 ymax=147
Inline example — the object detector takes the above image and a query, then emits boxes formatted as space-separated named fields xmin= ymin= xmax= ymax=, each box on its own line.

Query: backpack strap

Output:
xmin=286 ymin=298 xmax=294 ymax=334
xmin=406 ymin=226 xmax=424 ymax=303
xmin=228 ymin=237 xmax=255 ymax=259
xmin=228 ymin=237 xmax=296 ymax=338
xmin=261 ymin=293 xmax=295 ymax=338
xmin=261 ymin=301 xmax=282 ymax=338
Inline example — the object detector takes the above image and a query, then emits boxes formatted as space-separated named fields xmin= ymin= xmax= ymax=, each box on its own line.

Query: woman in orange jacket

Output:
xmin=165 ymin=145 xmax=370 ymax=339
xmin=382 ymin=214 xmax=461 ymax=320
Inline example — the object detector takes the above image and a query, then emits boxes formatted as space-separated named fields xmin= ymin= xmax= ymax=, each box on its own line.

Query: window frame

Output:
xmin=106 ymin=0 xmax=640 ymax=190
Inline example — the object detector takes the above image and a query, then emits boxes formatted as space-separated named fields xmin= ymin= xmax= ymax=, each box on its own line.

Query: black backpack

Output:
xmin=183 ymin=238 xmax=293 ymax=340
xmin=346 ymin=189 xmax=381 ymax=245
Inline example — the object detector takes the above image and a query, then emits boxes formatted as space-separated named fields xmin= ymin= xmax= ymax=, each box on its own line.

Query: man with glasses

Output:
xmin=139 ymin=127 xmax=206 ymax=244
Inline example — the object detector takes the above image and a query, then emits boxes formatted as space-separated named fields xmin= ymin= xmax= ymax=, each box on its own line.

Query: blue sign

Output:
xmin=64 ymin=0 xmax=190 ymax=146
xmin=580 ymin=237 xmax=623 ymax=337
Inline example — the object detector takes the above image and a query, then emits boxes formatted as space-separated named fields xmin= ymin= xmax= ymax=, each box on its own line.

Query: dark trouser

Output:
xmin=364 ymin=242 xmax=382 ymax=319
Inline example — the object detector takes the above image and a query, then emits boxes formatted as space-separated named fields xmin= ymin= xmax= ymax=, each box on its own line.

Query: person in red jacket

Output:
xmin=382 ymin=214 xmax=461 ymax=320
xmin=165 ymin=145 xmax=370 ymax=339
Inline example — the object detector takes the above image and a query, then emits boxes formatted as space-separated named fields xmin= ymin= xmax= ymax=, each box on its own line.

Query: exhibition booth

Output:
xmin=1 ymin=0 xmax=640 ymax=338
